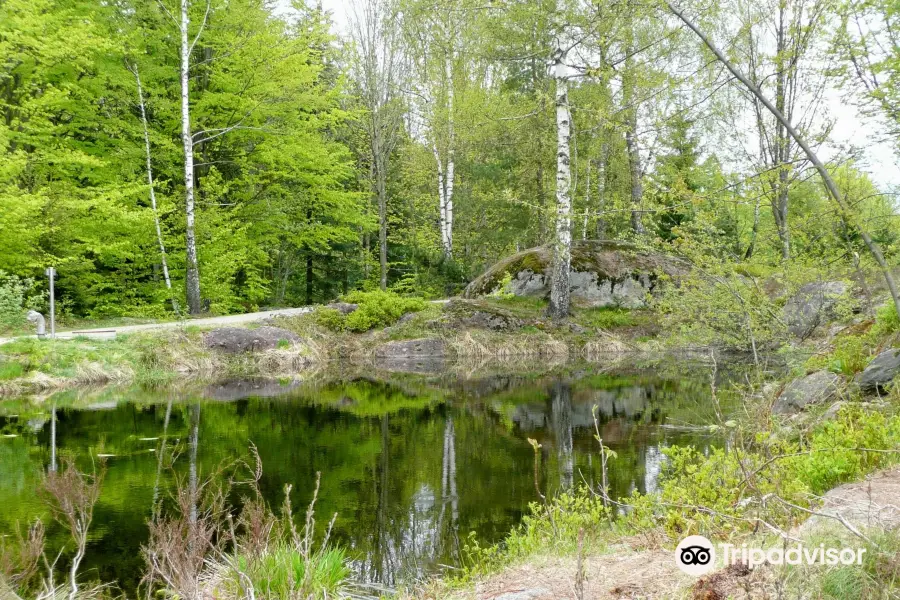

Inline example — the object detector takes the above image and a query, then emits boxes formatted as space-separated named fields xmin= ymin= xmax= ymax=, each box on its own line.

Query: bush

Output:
xmin=0 ymin=271 xmax=43 ymax=331
xmin=657 ymin=269 xmax=786 ymax=351
xmin=312 ymin=307 xmax=345 ymax=332
xmin=341 ymin=290 xmax=427 ymax=332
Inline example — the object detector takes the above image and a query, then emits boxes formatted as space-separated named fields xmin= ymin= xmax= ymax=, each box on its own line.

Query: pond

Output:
xmin=0 ymin=357 xmax=752 ymax=595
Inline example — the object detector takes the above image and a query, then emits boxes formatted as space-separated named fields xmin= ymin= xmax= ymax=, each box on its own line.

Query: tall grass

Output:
xmin=226 ymin=545 xmax=349 ymax=599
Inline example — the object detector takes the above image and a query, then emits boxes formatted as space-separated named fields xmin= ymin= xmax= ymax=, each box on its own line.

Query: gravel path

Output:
xmin=0 ymin=300 xmax=450 ymax=346
xmin=0 ymin=306 xmax=315 ymax=346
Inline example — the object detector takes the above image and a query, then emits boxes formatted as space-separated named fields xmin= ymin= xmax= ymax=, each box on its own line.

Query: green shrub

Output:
xmin=342 ymin=290 xmax=426 ymax=332
xmin=312 ymin=307 xmax=345 ymax=332
xmin=0 ymin=271 xmax=43 ymax=331
xmin=792 ymin=405 xmax=900 ymax=494
xmin=872 ymin=302 xmax=900 ymax=337
xmin=657 ymin=269 xmax=786 ymax=351
xmin=806 ymin=333 xmax=872 ymax=375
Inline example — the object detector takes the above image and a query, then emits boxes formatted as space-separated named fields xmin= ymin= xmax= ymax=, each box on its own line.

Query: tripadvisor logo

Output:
xmin=676 ymin=535 xmax=716 ymax=576
xmin=675 ymin=535 xmax=867 ymax=576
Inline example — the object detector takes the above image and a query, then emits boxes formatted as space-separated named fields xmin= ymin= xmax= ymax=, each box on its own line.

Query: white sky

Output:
xmin=285 ymin=0 xmax=900 ymax=191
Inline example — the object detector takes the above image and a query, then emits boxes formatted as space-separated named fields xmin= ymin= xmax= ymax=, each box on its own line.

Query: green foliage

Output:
xmin=576 ymin=307 xmax=639 ymax=330
xmin=341 ymin=291 xmax=427 ymax=332
xmin=0 ymin=362 xmax=25 ymax=381
xmin=792 ymin=406 xmax=900 ymax=495
xmin=658 ymin=269 xmax=786 ymax=351
xmin=0 ymin=271 xmax=42 ymax=331
xmin=807 ymin=303 xmax=900 ymax=375
xmin=489 ymin=272 xmax=515 ymax=299
xmin=312 ymin=307 xmax=346 ymax=332
xmin=229 ymin=545 xmax=349 ymax=600
xmin=463 ymin=492 xmax=611 ymax=577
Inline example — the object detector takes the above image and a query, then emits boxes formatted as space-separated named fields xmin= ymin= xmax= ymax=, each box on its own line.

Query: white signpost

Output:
xmin=45 ymin=267 xmax=56 ymax=338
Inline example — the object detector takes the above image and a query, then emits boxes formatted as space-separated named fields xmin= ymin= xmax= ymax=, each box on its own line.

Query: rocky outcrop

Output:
xmin=799 ymin=467 xmax=900 ymax=537
xmin=773 ymin=370 xmax=842 ymax=415
xmin=463 ymin=240 xmax=689 ymax=309
xmin=783 ymin=281 xmax=850 ymax=338
xmin=443 ymin=299 xmax=526 ymax=331
xmin=204 ymin=326 xmax=302 ymax=354
xmin=857 ymin=348 xmax=900 ymax=392
xmin=374 ymin=338 xmax=446 ymax=359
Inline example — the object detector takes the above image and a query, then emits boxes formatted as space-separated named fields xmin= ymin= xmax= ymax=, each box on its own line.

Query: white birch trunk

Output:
xmin=444 ymin=52 xmax=455 ymax=258
xmin=181 ymin=0 xmax=202 ymax=314
xmin=132 ymin=64 xmax=178 ymax=314
xmin=548 ymin=45 xmax=572 ymax=320
xmin=433 ymin=142 xmax=448 ymax=254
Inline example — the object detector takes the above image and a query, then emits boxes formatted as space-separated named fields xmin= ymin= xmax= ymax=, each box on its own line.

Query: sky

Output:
xmin=282 ymin=0 xmax=900 ymax=191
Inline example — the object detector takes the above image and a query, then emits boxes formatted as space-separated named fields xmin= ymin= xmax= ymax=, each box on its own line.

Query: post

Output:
xmin=45 ymin=267 xmax=56 ymax=338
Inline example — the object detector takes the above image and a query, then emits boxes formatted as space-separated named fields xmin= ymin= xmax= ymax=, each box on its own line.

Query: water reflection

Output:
xmin=0 ymin=361 xmax=736 ymax=592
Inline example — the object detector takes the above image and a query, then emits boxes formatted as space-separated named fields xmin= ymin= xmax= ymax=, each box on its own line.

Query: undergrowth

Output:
xmin=459 ymin=402 xmax=900 ymax=584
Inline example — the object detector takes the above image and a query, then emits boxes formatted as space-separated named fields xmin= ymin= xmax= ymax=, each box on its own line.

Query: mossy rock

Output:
xmin=464 ymin=240 xmax=689 ymax=308
xmin=442 ymin=298 xmax=529 ymax=331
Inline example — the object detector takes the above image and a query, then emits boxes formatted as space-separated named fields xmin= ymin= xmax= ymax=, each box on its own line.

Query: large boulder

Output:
xmin=783 ymin=281 xmax=850 ymax=338
xmin=857 ymin=348 xmax=900 ymax=392
xmin=204 ymin=326 xmax=302 ymax=354
xmin=463 ymin=240 xmax=689 ymax=309
xmin=443 ymin=298 xmax=525 ymax=331
xmin=773 ymin=370 xmax=842 ymax=415
xmin=799 ymin=466 xmax=900 ymax=537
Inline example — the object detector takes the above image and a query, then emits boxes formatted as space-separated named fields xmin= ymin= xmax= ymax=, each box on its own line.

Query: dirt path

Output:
xmin=0 ymin=300 xmax=452 ymax=346
xmin=0 ymin=306 xmax=315 ymax=346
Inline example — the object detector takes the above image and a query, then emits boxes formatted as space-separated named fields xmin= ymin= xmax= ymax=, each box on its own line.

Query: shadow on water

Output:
xmin=0 ymin=356 xmax=761 ymax=593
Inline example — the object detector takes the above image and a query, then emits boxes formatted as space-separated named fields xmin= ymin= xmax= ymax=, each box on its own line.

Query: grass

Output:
xmin=226 ymin=545 xmax=349 ymax=600
xmin=0 ymin=362 xmax=25 ymax=381
xmin=574 ymin=307 xmax=641 ymax=329
xmin=0 ymin=328 xmax=314 ymax=394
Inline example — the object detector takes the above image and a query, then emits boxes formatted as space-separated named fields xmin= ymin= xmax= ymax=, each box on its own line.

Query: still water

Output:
xmin=0 ymin=358 xmax=744 ymax=593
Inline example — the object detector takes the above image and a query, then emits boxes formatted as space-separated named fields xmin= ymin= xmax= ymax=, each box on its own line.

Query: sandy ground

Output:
xmin=436 ymin=468 xmax=900 ymax=600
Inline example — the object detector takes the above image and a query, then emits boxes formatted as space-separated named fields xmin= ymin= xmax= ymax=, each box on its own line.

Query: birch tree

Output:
xmin=623 ymin=2 xmax=647 ymax=236
xmin=350 ymin=0 xmax=407 ymax=290
xmin=128 ymin=62 xmax=178 ymax=314
xmin=179 ymin=0 xmax=206 ymax=314
xmin=155 ymin=0 xmax=209 ymax=314
xmin=548 ymin=31 xmax=574 ymax=319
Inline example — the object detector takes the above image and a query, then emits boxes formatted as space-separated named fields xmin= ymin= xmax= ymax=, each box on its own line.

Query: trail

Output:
xmin=0 ymin=300 xmax=451 ymax=346
xmin=0 ymin=306 xmax=315 ymax=346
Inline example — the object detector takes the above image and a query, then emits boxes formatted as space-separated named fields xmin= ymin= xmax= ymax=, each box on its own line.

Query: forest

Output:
xmin=1 ymin=0 xmax=898 ymax=321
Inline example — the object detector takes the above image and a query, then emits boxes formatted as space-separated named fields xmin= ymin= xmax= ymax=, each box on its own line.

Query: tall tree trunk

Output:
xmin=548 ymin=45 xmax=572 ymax=320
xmin=434 ymin=142 xmax=447 ymax=256
xmin=744 ymin=193 xmax=761 ymax=259
xmin=623 ymin=8 xmax=646 ymax=236
xmin=773 ymin=5 xmax=791 ymax=261
xmin=180 ymin=0 xmax=202 ymax=314
xmin=667 ymin=0 xmax=900 ymax=320
xmin=374 ymin=133 xmax=389 ymax=290
xmin=582 ymin=160 xmax=591 ymax=239
xmin=131 ymin=63 xmax=178 ymax=314
xmin=444 ymin=52 xmax=455 ymax=258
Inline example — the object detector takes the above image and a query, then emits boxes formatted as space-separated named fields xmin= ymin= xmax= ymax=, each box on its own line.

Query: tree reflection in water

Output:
xmin=0 ymin=361 xmax=741 ymax=592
